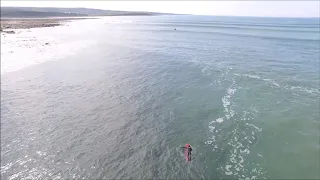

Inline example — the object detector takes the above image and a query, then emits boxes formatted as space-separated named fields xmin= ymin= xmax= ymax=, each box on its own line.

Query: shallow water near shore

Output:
xmin=1 ymin=16 xmax=319 ymax=179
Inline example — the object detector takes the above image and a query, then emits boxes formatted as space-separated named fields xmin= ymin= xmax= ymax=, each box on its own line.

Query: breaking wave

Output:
xmin=205 ymin=68 xmax=266 ymax=179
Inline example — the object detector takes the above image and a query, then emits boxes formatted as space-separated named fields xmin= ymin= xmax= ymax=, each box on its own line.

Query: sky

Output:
xmin=1 ymin=1 xmax=320 ymax=18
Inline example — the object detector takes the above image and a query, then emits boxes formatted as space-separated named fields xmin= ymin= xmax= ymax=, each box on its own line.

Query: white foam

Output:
xmin=245 ymin=123 xmax=262 ymax=132
xmin=210 ymin=135 xmax=216 ymax=141
xmin=225 ymin=165 xmax=233 ymax=175
xmin=262 ymin=78 xmax=280 ymax=87
xmin=229 ymin=110 xmax=235 ymax=119
xmin=226 ymin=114 xmax=232 ymax=120
xmin=210 ymin=118 xmax=224 ymax=124
xmin=36 ymin=151 xmax=47 ymax=156
xmin=222 ymin=97 xmax=231 ymax=108
xmin=240 ymin=73 xmax=319 ymax=97
xmin=238 ymin=155 xmax=244 ymax=165
xmin=230 ymin=157 xmax=237 ymax=164
xmin=1 ymin=162 xmax=14 ymax=173
xmin=221 ymin=88 xmax=237 ymax=120
xmin=209 ymin=125 xmax=215 ymax=132
xmin=272 ymin=81 xmax=280 ymax=87
xmin=216 ymin=118 xmax=224 ymax=123
xmin=289 ymin=85 xmax=320 ymax=96
xmin=227 ymin=88 xmax=237 ymax=95
xmin=236 ymin=142 xmax=244 ymax=149
xmin=240 ymin=148 xmax=250 ymax=154
xmin=207 ymin=74 xmax=266 ymax=178
xmin=243 ymin=74 xmax=261 ymax=79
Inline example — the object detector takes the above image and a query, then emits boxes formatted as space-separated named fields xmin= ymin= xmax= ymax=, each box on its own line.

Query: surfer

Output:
xmin=181 ymin=144 xmax=192 ymax=161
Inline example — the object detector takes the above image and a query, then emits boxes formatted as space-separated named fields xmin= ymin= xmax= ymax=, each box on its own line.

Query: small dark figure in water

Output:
xmin=174 ymin=28 xmax=177 ymax=30
xmin=181 ymin=144 xmax=192 ymax=161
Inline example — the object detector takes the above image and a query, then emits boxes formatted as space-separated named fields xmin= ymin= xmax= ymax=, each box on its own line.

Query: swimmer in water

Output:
xmin=181 ymin=144 xmax=192 ymax=161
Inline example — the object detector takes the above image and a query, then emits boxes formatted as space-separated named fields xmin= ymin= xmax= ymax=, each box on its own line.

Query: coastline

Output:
xmin=0 ymin=17 xmax=96 ymax=33
xmin=1 ymin=16 xmax=102 ymax=74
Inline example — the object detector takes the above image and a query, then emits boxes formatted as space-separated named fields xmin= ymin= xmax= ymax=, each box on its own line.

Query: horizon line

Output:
xmin=2 ymin=6 xmax=320 ymax=18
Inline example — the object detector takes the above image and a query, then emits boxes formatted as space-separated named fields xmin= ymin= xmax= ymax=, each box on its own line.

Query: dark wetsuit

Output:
xmin=181 ymin=146 xmax=192 ymax=161
xmin=187 ymin=147 xmax=192 ymax=161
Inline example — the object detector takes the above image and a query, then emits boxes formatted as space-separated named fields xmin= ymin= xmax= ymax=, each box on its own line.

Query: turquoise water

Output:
xmin=1 ymin=16 xmax=319 ymax=179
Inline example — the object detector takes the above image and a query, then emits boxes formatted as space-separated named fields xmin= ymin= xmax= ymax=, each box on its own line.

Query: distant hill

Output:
xmin=0 ymin=7 xmax=169 ymax=18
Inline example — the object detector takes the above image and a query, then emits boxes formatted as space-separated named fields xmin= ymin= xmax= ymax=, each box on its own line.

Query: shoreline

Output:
xmin=0 ymin=17 xmax=96 ymax=33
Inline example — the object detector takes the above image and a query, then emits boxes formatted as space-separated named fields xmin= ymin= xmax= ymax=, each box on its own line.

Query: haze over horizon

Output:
xmin=1 ymin=1 xmax=320 ymax=18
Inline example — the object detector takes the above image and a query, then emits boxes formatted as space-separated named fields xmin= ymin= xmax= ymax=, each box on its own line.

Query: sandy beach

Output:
xmin=1 ymin=17 xmax=103 ymax=74
xmin=0 ymin=18 xmax=94 ymax=33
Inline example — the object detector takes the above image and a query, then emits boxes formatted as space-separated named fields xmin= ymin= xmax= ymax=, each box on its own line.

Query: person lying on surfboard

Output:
xmin=181 ymin=144 xmax=192 ymax=161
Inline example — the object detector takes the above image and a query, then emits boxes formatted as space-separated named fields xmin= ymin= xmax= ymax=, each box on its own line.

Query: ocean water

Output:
xmin=1 ymin=15 xmax=319 ymax=179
